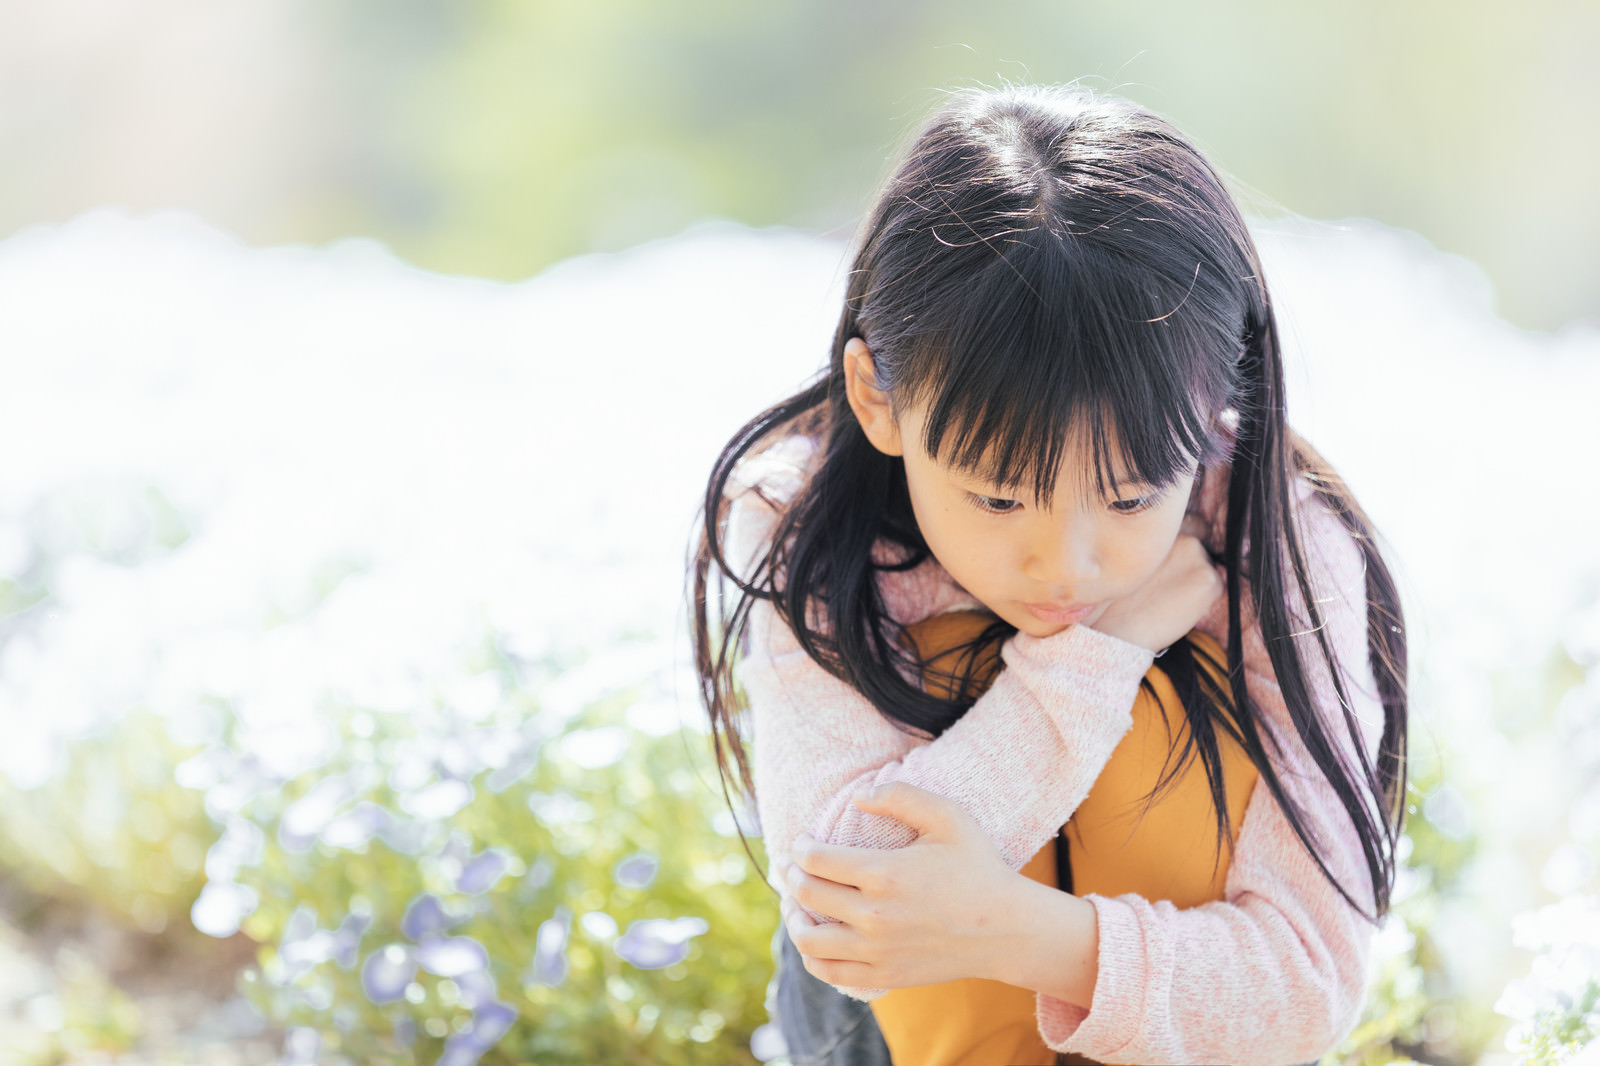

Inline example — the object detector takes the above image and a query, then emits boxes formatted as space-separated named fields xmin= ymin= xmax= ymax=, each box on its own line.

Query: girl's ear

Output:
xmin=843 ymin=338 xmax=904 ymax=457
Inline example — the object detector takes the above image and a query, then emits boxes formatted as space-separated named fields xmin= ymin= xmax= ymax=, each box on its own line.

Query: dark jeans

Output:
xmin=772 ymin=923 xmax=893 ymax=1066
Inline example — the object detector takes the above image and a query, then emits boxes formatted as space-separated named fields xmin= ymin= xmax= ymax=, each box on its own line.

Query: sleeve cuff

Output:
xmin=1038 ymin=894 xmax=1145 ymax=1057
xmin=1003 ymin=624 xmax=1156 ymax=720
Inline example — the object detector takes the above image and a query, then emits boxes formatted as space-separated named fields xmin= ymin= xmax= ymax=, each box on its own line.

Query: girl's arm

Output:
xmin=727 ymin=480 xmax=1154 ymax=971
xmin=1027 ymin=484 xmax=1386 ymax=1065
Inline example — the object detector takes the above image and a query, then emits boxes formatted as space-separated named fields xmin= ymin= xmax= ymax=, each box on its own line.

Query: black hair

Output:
xmin=692 ymin=85 xmax=1407 ymax=920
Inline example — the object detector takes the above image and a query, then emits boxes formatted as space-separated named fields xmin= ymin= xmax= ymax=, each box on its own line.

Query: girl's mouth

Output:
xmin=1022 ymin=601 xmax=1099 ymax=626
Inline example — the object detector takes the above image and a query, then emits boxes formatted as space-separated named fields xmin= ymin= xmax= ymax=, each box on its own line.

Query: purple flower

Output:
xmin=433 ymin=999 xmax=519 ymax=1066
xmin=454 ymin=968 xmax=499 ymax=1009
xmin=457 ymin=849 xmax=509 ymax=894
xmin=436 ymin=1037 xmax=485 ymax=1066
xmin=613 ymin=852 xmax=658 ymax=890
xmin=279 ymin=775 xmax=359 ymax=853
xmin=399 ymin=893 xmax=457 ymax=941
xmin=528 ymin=908 xmax=571 ymax=987
xmin=470 ymin=1000 xmax=517 ymax=1046
xmin=416 ymin=935 xmax=489 ymax=978
xmin=614 ymin=917 xmax=710 ymax=970
xmin=486 ymin=740 xmax=540 ymax=793
xmin=277 ymin=908 xmax=337 ymax=983
xmin=332 ymin=910 xmax=371 ymax=969
xmin=360 ymin=944 xmax=414 ymax=1005
xmin=320 ymin=802 xmax=392 ymax=850
xmin=281 ymin=906 xmax=317 ymax=947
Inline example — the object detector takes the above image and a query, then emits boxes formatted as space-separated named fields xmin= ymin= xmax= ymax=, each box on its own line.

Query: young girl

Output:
xmin=692 ymin=84 xmax=1407 ymax=1065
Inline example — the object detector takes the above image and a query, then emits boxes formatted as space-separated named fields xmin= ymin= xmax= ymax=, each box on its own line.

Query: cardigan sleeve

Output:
xmin=723 ymin=467 xmax=1154 ymax=1001
xmin=1035 ymin=479 xmax=1389 ymax=1065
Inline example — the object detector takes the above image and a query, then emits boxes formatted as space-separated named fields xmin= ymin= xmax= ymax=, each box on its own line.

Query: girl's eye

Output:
xmin=1109 ymin=492 xmax=1161 ymax=515
xmin=969 ymin=493 xmax=1022 ymax=515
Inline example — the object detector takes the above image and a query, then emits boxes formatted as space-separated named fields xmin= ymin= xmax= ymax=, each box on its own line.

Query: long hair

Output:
xmin=692 ymin=85 xmax=1407 ymax=919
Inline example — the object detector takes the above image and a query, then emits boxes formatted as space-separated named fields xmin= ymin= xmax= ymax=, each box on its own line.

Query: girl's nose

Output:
xmin=1024 ymin=520 xmax=1101 ymax=588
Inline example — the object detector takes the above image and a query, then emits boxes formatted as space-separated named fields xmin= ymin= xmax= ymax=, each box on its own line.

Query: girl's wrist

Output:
xmin=989 ymin=873 xmax=1100 ymax=1008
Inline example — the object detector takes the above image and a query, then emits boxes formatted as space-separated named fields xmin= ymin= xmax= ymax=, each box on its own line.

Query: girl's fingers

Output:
xmin=798 ymin=953 xmax=878 ymax=988
xmin=791 ymin=833 xmax=880 ymax=889
xmin=784 ymin=908 xmax=864 ymax=965
xmin=785 ymin=863 xmax=859 ymax=922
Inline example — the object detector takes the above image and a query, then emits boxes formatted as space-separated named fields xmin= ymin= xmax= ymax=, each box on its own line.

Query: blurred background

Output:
xmin=5 ymin=0 xmax=1599 ymax=330
xmin=2 ymin=2 xmax=1599 ymax=1065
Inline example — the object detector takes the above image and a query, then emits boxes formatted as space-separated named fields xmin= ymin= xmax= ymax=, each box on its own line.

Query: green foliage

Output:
xmin=1507 ymin=979 xmax=1598 ymax=1066
xmin=219 ymin=677 xmax=776 ymax=1065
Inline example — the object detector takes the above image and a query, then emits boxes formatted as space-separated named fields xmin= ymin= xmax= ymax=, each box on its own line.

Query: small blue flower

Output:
xmin=332 ymin=910 xmax=371 ymax=970
xmin=277 ymin=908 xmax=337 ymax=984
xmin=528 ymin=907 xmax=572 ymax=987
xmin=457 ymin=849 xmax=509 ymax=894
xmin=436 ymin=1037 xmax=485 ymax=1066
xmin=486 ymin=740 xmax=541 ymax=793
xmin=399 ymin=893 xmax=457 ymax=941
xmin=319 ymin=802 xmax=392 ymax=850
xmin=613 ymin=851 xmax=659 ymax=890
xmin=467 ymin=1000 xmax=518 ymax=1049
xmin=279 ymin=775 xmax=359 ymax=853
xmin=614 ymin=917 xmax=709 ymax=970
xmin=454 ymin=968 xmax=499 ymax=1009
xmin=416 ymin=935 xmax=490 ymax=978
xmin=281 ymin=906 xmax=318 ymax=947
xmin=359 ymin=944 xmax=414 ymax=1005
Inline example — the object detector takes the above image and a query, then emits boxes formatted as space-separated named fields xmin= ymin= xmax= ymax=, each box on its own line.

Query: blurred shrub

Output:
xmin=178 ymin=650 xmax=776 ymax=1066
xmin=1495 ymin=895 xmax=1600 ymax=1064
xmin=1494 ymin=612 xmax=1600 ymax=1065
xmin=1329 ymin=741 xmax=1481 ymax=1065
xmin=0 ymin=482 xmax=213 ymax=932
xmin=0 ymin=711 xmax=211 ymax=934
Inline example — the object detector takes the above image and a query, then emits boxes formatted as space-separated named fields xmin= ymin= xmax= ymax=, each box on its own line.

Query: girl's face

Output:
xmin=844 ymin=340 xmax=1197 ymax=639
xmin=894 ymin=405 xmax=1197 ymax=639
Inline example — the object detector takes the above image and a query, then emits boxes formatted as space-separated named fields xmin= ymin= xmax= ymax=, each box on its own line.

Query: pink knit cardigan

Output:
xmin=725 ymin=434 xmax=1387 ymax=1065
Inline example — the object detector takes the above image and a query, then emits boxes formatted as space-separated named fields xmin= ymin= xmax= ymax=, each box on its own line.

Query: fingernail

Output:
xmin=785 ymin=864 xmax=803 ymax=889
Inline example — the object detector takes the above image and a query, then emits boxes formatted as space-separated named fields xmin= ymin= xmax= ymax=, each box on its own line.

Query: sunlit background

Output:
xmin=2 ymin=3 xmax=1598 ymax=1065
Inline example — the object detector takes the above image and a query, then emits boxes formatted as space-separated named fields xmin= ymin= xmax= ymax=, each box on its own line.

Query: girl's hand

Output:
xmin=779 ymin=783 xmax=1032 ymax=990
xmin=1089 ymin=522 xmax=1223 ymax=653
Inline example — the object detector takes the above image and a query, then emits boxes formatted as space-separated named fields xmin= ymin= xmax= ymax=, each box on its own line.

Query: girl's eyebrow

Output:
xmin=950 ymin=466 xmax=1151 ymax=500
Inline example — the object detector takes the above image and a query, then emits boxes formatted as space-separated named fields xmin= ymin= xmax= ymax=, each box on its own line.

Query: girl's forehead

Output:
xmin=898 ymin=401 xmax=1156 ymax=500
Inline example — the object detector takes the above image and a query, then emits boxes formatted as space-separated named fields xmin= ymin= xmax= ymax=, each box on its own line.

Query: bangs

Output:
xmin=897 ymin=234 xmax=1242 ymax=507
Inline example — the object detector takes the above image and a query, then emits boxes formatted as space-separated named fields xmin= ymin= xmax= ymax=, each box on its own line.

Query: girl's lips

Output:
xmin=1023 ymin=601 xmax=1099 ymax=625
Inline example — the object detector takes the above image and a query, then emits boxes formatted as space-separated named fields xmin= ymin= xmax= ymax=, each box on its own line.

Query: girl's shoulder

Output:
xmin=727 ymin=432 xmax=821 ymax=505
xmin=1187 ymin=458 xmax=1365 ymax=595
xmin=722 ymin=431 xmax=823 ymax=583
xmin=1190 ymin=456 xmax=1382 ymax=749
